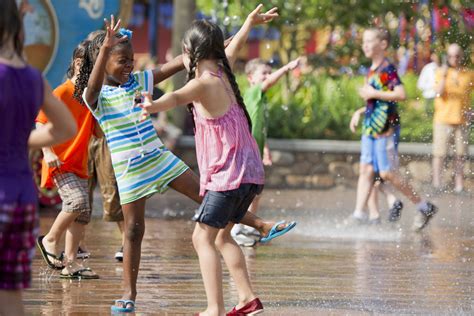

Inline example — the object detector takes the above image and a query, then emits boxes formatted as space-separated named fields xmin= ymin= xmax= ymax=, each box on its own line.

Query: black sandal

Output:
xmin=36 ymin=235 xmax=65 ymax=270
xmin=60 ymin=267 xmax=99 ymax=279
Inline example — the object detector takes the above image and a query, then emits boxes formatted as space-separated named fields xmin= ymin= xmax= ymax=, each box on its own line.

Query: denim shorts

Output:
xmin=195 ymin=184 xmax=264 ymax=229
xmin=360 ymin=128 xmax=400 ymax=173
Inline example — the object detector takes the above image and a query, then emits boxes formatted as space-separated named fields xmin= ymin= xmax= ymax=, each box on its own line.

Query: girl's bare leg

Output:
xmin=192 ymin=223 xmax=224 ymax=316
xmin=115 ymin=197 xmax=146 ymax=308
xmin=215 ymin=224 xmax=256 ymax=308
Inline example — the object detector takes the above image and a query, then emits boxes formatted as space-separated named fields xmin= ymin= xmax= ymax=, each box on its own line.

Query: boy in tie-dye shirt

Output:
xmin=349 ymin=27 xmax=437 ymax=231
xmin=363 ymin=62 xmax=401 ymax=136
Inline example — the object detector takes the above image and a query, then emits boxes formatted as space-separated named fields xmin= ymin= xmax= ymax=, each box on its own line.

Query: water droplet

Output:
xmin=223 ymin=16 xmax=231 ymax=26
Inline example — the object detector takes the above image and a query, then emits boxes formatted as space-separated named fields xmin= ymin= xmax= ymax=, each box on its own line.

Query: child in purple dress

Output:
xmin=0 ymin=1 xmax=76 ymax=315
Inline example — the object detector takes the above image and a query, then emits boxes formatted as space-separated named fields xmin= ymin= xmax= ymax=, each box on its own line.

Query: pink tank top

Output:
xmin=192 ymin=68 xmax=265 ymax=196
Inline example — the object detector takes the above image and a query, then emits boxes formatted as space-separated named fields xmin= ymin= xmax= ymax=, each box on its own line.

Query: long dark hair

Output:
xmin=0 ymin=0 xmax=24 ymax=58
xmin=66 ymin=40 xmax=89 ymax=79
xmin=183 ymin=20 xmax=252 ymax=131
xmin=73 ymin=31 xmax=131 ymax=102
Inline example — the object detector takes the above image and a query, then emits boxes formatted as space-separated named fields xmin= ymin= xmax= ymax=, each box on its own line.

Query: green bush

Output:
xmin=237 ymin=72 xmax=473 ymax=143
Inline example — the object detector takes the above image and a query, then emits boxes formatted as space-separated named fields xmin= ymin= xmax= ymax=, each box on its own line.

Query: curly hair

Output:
xmin=66 ymin=40 xmax=89 ymax=79
xmin=183 ymin=20 xmax=252 ymax=131
xmin=73 ymin=30 xmax=131 ymax=102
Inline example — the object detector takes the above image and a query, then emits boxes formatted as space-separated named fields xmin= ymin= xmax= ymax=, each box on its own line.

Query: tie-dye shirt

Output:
xmin=363 ymin=60 xmax=402 ymax=136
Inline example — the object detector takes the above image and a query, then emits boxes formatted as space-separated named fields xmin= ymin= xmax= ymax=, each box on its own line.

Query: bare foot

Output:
xmin=61 ymin=261 xmax=98 ymax=278
xmin=41 ymin=236 xmax=63 ymax=268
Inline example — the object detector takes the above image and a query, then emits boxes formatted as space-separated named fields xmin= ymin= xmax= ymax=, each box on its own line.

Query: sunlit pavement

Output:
xmin=26 ymin=187 xmax=473 ymax=315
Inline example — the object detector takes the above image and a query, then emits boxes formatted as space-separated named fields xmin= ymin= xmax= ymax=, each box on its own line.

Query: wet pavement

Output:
xmin=26 ymin=187 xmax=473 ymax=315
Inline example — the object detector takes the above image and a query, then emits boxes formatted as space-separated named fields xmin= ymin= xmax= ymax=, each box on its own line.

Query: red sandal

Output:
xmin=227 ymin=297 xmax=263 ymax=315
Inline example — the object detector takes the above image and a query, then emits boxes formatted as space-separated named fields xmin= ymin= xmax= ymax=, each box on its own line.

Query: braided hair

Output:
xmin=183 ymin=20 xmax=252 ymax=131
xmin=73 ymin=30 xmax=131 ymax=102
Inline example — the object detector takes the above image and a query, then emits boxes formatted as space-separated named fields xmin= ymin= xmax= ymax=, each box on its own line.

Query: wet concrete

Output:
xmin=26 ymin=187 xmax=473 ymax=315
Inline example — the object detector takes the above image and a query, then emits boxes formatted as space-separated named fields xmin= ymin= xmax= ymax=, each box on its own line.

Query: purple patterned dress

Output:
xmin=0 ymin=63 xmax=43 ymax=289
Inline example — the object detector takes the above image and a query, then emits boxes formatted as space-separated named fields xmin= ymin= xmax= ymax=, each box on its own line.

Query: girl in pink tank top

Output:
xmin=138 ymin=5 xmax=280 ymax=315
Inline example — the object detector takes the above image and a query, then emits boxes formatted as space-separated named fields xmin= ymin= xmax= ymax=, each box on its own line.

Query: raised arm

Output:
xmin=152 ymin=36 xmax=234 ymax=84
xmin=138 ymin=79 xmax=203 ymax=114
xmin=84 ymin=15 xmax=127 ymax=108
xmin=29 ymin=80 xmax=76 ymax=149
xmin=226 ymin=5 xmax=278 ymax=69
xmin=262 ymin=57 xmax=301 ymax=92
xmin=152 ymin=54 xmax=186 ymax=84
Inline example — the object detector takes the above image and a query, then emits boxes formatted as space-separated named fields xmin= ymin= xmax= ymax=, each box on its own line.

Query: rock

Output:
xmin=285 ymin=175 xmax=307 ymax=188
xmin=311 ymin=163 xmax=329 ymax=175
xmin=295 ymin=153 xmax=308 ymax=162
xmin=306 ymin=153 xmax=322 ymax=164
xmin=266 ymin=174 xmax=284 ymax=187
xmin=273 ymin=167 xmax=293 ymax=176
xmin=322 ymin=154 xmax=346 ymax=164
xmin=292 ymin=160 xmax=313 ymax=175
xmin=311 ymin=175 xmax=335 ymax=189
xmin=328 ymin=161 xmax=354 ymax=179
xmin=271 ymin=151 xmax=295 ymax=166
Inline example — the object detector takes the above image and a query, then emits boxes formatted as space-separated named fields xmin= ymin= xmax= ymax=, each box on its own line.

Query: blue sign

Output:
xmin=22 ymin=0 xmax=122 ymax=87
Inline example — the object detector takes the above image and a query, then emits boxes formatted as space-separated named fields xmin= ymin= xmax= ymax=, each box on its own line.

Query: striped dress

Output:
xmin=193 ymin=68 xmax=265 ymax=196
xmin=84 ymin=70 xmax=188 ymax=204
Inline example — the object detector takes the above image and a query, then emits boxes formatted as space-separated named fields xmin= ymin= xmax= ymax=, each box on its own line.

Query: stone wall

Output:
xmin=174 ymin=137 xmax=474 ymax=190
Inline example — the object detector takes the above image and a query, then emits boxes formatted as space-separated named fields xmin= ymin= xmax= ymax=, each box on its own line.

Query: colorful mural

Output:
xmin=19 ymin=0 xmax=129 ymax=87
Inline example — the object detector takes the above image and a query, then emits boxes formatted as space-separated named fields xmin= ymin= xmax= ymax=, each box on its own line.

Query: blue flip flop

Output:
xmin=111 ymin=300 xmax=135 ymax=313
xmin=260 ymin=220 xmax=297 ymax=243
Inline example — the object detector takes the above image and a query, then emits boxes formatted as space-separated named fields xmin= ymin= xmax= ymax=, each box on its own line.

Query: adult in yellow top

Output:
xmin=432 ymin=43 xmax=473 ymax=193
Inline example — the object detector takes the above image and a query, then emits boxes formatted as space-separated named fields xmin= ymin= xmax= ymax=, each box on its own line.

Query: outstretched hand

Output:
xmin=136 ymin=92 xmax=154 ymax=113
xmin=103 ymin=15 xmax=127 ymax=49
xmin=287 ymin=57 xmax=302 ymax=71
xmin=247 ymin=4 xmax=279 ymax=26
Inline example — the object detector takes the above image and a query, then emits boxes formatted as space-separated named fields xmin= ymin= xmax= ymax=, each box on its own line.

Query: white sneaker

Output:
xmin=241 ymin=226 xmax=261 ymax=240
xmin=231 ymin=224 xmax=245 ymax=237
xmin=232 ymin=233 xmax=257 ymax=247
xmin=114 ymin=247 xmax=123 ymax=262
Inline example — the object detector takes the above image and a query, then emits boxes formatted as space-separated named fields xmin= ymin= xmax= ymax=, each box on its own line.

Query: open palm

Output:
xmin=248 ymin=4 xmax=279 ymax=26
xmin=103 ymin=15 xmax=127 ymax=49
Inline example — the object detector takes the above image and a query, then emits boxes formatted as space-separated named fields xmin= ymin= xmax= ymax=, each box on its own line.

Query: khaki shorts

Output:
xmin=88 ymin=136 xmax=123 ymax=222
xmin=53 ymin=172 xmax=91 ymax=224
xmin=432 ymin=123 xmax=469 ymax=157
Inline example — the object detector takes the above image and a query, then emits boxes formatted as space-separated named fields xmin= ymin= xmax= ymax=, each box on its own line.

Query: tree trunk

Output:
xmin=171 ymin=0 xmax=196 ymax=132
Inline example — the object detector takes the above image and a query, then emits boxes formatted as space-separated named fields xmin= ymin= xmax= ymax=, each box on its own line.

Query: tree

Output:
xmin=171 ymin=0 xmax=196 ymax=131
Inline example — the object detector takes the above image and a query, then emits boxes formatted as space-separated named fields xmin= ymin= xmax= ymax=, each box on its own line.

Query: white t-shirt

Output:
xmin=417 ymin=62 xmax=438 ymax=99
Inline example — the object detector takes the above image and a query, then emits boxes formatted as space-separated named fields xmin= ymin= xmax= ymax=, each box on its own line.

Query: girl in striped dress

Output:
xmin=138 ymin=6 xmax=292 ymax=316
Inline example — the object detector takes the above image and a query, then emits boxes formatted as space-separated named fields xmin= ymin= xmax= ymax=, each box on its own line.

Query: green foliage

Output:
xmin=237 ymin=72 xmax=473 ymax=143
